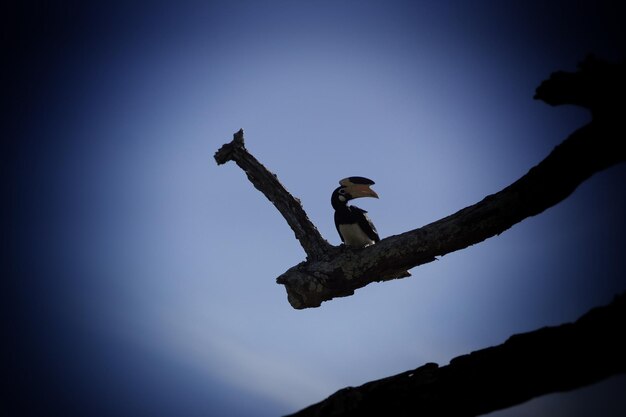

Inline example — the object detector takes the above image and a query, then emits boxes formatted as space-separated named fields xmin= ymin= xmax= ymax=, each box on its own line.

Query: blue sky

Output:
xmin=5 ymin=1 xmax=626 ymax=416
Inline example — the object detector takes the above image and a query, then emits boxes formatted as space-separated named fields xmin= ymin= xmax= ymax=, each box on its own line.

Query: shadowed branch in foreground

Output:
xmin=286 ymin=292 xmax=626 ymax=417
xmin=215 ymin=56 xmax=625 ymax=309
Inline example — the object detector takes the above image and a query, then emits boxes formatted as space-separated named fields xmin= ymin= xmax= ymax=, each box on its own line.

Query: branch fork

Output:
xmin=214 ymin=56 xmax=625 ymax=309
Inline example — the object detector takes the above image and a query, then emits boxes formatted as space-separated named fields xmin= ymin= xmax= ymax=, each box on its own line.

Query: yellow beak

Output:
xmin=347 ymin=184 xmax=379 ymax=199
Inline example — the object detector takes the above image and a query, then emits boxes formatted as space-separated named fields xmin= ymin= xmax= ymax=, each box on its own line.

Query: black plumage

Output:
xmin=331 ymin=177 xmax=380 ymax=247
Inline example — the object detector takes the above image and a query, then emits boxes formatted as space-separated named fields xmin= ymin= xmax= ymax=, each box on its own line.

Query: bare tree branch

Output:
xmin=277 ymin=120 xmax=624 ymax=308
xmin=214 ymin=129 xmax=333 ymax=261
xmin=214 ymin=56 xmax=625 ymax=309
xmin=213 ymin=56 xmax=626 ymax=416
xmin=286 ymin=291 xmax=626 ymax=417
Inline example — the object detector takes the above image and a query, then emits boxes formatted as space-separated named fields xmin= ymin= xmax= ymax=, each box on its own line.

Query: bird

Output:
xmin=331 ymin=176 xmax=380 ymax=247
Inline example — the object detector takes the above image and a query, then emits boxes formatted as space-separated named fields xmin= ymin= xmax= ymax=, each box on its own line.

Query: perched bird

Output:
xmin=331 ymin=177 xmax=380 ymax=247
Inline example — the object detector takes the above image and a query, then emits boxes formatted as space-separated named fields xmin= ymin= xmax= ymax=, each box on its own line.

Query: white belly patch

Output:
xmin=339 ymin=223 xmax=375 ymax=247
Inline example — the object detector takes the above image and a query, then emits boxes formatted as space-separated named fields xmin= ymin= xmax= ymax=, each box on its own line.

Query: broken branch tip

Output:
xmin=214 ymin=128 xmax=247 ymax=165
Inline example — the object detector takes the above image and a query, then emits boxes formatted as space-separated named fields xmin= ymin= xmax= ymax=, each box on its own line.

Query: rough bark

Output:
xmin=213 ymin=56 xmax=626 ymax=415
xmin=286 ymin=291 xmax=626 ymax=417
xmin=215 ymin=129 xmax=333 ymax=261
xmin=214 ymin=56 xmax=625 ymax=309
xmin=277 ymin=119 xmax=624 ymax=308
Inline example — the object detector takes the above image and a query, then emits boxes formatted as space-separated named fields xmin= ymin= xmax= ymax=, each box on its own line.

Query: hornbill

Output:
xmin=331 ymin=177 xmax=380 ymax=247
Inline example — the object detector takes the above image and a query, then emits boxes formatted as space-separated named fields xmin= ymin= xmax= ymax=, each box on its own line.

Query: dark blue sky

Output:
xmin=4 ymin=1 xmax=626 ymax=416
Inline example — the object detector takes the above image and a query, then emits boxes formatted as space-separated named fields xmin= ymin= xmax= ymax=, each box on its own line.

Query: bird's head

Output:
xmin=331 ymin=176 xmax=379 ymax=209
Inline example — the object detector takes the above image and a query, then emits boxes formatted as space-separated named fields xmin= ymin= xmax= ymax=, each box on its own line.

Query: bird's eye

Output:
xmin=338 ymin=189 xmax=346 ymax=194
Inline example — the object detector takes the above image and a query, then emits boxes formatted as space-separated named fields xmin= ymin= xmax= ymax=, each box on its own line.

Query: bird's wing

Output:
xmin=334 ymin=211 xmax=346 ymax=243
xmin=351 ymin=206 xmax=380 ymax=242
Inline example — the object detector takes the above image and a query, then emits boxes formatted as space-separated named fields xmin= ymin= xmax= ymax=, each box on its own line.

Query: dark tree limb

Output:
xmin=214 ymin=129 xmax=333 ymax=261
xmin=215 ymin=57 xmax=625 ymax=309
xmin=286 ymin=291 xmax=626 ymax=417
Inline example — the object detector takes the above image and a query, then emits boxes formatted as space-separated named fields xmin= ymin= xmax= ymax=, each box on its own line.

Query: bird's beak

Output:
xmin=348 ymin=184 xmax=379 ymax=199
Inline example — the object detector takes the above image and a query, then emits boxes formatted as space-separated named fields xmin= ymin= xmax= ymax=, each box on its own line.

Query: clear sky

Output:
xmin=5 ymin=1 xmax=626 ymax=416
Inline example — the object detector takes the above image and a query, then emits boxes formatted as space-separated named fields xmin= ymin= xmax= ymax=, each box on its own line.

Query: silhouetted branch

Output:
xmin=215 ymin=57 xmax=625 ymax=309
xmin=286 ymin=292 xmax=626 ymax=417
xmin=534 ymin=54 xmax=625 ymax=117
xmin=214 ymin=129 xmax=332 ymax=261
